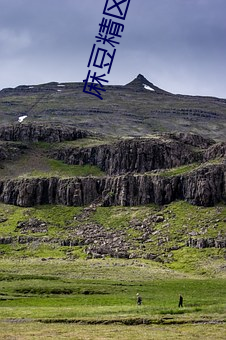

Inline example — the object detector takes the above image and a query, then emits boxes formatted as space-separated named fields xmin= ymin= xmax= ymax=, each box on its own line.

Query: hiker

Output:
xmin=137 ymin=293 xmax=142 ymax=305
xmin=178 ymin=294 xmax=183 ymax=307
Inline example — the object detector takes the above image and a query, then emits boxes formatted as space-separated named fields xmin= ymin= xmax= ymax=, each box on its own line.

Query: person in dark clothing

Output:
xmin=137 ymin=293 xmax=142 ymax=305
xmin=178 ymin=294 xmax=183 ymax=307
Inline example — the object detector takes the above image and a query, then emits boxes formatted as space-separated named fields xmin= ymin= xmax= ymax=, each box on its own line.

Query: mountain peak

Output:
xmin=137 ymin=73 xmax=146 ymax=80
xmin=125 ymin=74 xmax=171 ymax=94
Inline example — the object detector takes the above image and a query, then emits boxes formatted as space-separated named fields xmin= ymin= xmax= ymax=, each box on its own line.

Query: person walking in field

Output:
xmin=178 ymin=294 xmax=183 ymax=307
xmin=137 ymin=293 xmax=142 ymax=306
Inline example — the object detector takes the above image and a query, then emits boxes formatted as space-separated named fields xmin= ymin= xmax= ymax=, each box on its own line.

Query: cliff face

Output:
xmin=0 ymin=125 xmax=225 ymax=208
xmin=0 ymin=164 xmax=225 ymax=207
xmin=52 ymin=138 xmax=203 ymax=175
xmin=181 ymin=165 xmax=226 ymax=205
xmin=0 ymin=142 xmax=28 ymax=161
xmin=204 ymin=142 xmax=226 ymax=160
xmin=0 ymin=124 xmax=89 ymax=142
xmin=165 ymin=132 xmax=215 ymax=149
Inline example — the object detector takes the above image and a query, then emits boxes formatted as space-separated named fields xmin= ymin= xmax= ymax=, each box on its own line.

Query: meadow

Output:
xmin=0 ymin=257 xmax=225 ymax=339
xmin=0 ymin=194 xmax=225 ymax=338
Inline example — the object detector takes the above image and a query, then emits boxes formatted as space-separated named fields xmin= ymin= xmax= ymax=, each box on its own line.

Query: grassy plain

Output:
xmin=0 ymin=322 xmax=225 ymax=340
xmin=0 ymin=257 xmax=225 ymax=339
xmin=0 ymin=195 xmax=225 ymax=338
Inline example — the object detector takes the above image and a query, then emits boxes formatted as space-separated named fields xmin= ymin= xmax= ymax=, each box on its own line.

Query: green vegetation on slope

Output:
xmin=157 ymin=163 xmax=200 ymax=177
xmin=0 ymin=201 xmax=225 ymax=276
xmin=24 ymin=159 xmax=104 ymax=178
xmin=148 ymin=159 xmax=224 ymax=177
xmin=0 ymin=141 xmax=105 ymax=179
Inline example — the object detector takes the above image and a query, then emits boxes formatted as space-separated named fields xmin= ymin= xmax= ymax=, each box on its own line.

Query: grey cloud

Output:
xmin=0 ymin=0 xmax=225 ymax=97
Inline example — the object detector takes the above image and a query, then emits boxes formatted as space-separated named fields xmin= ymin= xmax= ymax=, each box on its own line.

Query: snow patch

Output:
xmin=29 ymin=86 xmax=34 ymax=89
xmin=143 ymin=84 xmax=155 ymax=91
xmin=18 ymin=115 xmax=27 ymax=123
xmin=57 ymin=89 xmax=62 ymax=92
xmin=57 ymin=84 xmax=65 ymax=87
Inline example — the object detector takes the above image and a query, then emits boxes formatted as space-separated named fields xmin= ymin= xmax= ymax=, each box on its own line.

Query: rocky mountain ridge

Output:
xmin=0 ymin=123 xmax=90 ymax=143
xmin=1 ymin=74 xmax=226 ymax=139
xmin=0 ymin=124 xmax=225 ymax=262
xmin=124 ymin=74 xmax=171 ymax=94
xmin=0 ymin=124 xmax=225 ymax=208
xmin=51 ymin=135 xmax=217 ymax=176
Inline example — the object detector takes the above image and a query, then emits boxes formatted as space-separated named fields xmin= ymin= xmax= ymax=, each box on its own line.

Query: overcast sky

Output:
xmin=0 ymin=0 xmax=225 ymax=97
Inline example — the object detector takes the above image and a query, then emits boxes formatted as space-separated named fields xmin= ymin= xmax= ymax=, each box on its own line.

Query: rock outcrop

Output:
xmin=0 ymin=127 xmax=225 ymax=208
xmin=204 ymin=142 xmax=226 ymax=160
xmin=0 ymin=124 xmax=90 ymax=143
xmin=52 ymin=138 xmax=203 ymax=175
xmin=165 ymin=132 xmax=215 ymax=149
xmin=0 ymin=142 xmax=28 ymax=161
xmin=0 ymin=164 xmax=225 ymax=207
xmin=187 ymin=237 xmax=226 ymax=249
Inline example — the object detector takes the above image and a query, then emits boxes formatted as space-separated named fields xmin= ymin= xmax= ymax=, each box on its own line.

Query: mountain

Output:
xmin=125 ymin=74 xmax=171 ymax=94
xmin=0 ymin=77 xmax=225 ymax=265
xmin=0 ymin=123 xmax=225 ymax=263
xmin=0 ymin=123 xmax=225 ymax=208
xmin=0 ymin=74 xmax=225 ymax=331
xmin=0 ymin=74 xmax=226 ymax=140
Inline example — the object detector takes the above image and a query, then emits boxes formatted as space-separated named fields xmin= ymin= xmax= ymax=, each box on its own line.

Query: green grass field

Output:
xmin=0 ymin=322 xmax=225 ymax=340
xmin=0 ymin=200 xmax=225 ymax=338
xmin=0 ymin=258 xmax=225 ymax=339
